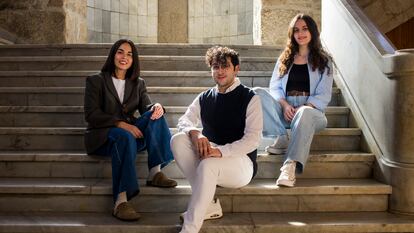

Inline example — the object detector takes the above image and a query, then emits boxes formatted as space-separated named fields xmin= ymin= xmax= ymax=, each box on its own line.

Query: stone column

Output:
xmin=63 ymin=0 xmax=87 ymax=43
xmin=0 ymin=0 xmax=87 ymax=44
xmin=158 ymin=0 xmax=188 ymax=43
xmin=380 ymin=65 xmax=414 ymax=215
xmin=322 ymin=0 xmax=414 ymax=215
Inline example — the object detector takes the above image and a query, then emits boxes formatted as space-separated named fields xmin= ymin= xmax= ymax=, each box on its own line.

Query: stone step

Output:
xmin=0 ymin=44 xmax=282 ymax=57
xmin=0 ymin=151 xmax=374 ymax=179
xmin=0 ymin=70 xmax=272 ymax=87
xmin=0 ymin=106 xmax=350 ymax=128
xmin=0 ymin=178 xmax=391 ymax=213
xmin=0 ymin=127 xmax=361 ymax=151
xmin=0 ymin=87 xmax=342 ymax=106
xmin=0 ymin=56 xmax=276 ymax=71
xmin=1 ymin=211 xmax=413 ymax=233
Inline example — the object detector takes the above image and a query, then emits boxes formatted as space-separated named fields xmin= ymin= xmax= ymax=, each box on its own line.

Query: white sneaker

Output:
xmin=180 ymin=198 xmax=223 ymax=223
xmin=265 ymin=135 xmax=289 ymax=154
xmin=205 ymin=198 xmax=223 ymax=220
xmin=276 ymin=161 xmax=296 ymax=187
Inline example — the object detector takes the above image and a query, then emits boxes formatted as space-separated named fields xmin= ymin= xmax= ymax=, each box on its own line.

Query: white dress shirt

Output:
xmin=177 ymin=78 xmax=263 ymax=157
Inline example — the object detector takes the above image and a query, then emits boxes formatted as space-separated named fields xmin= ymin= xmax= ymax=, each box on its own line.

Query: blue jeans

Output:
xmin=253 ymin=87 xmax=327 ymax=173
xmin=94 ymin=111 xmax=173 ymax=202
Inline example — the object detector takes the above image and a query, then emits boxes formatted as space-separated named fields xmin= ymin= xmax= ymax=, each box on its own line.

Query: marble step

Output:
xmin=0 ymin=178 xmax=391 ymax=213
xmin=0 ymin=44 xmax=282 ymax=57
xmin=0 ymin=151 xmax=374 ymax=179
xmin=0 ymin=87 xmax=342 ymax=106
xmin=0 ymin=127 xmax=362 ymax=151
xmin=1 ymin=212 xmax=413 ymax=233
xmin=0 ymin=106 xmax=350 ymax=128
xmin=0 ymin=70 xmax=272 ymax=87
xmin=0 ymin=56 xmax=276 ymax=71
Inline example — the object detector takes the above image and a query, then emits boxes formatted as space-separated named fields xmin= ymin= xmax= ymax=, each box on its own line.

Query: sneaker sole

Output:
xmin=204 ymin=212 xmax=223 ymax=221
xmin=179 ymin=212 xmax=223 ymax=223
xmin=265 ymin=146 xmax=287 ymax=155
xmin=276 ymin=180 xmax=295 ymax=187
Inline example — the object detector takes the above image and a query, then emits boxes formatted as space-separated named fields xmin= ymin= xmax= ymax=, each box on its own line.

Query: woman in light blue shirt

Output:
xmin=254 ymin=13 xmax=333 ymax=187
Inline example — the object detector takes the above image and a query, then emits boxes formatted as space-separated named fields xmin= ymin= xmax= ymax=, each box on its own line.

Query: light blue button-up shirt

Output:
xmin=269 ymin=59 xmax=333 ymax=112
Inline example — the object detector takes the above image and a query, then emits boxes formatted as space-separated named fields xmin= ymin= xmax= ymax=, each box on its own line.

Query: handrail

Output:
xmin=341 ymin=0 xmax=396 ymax=55
xmin=321 ymin=0 xmax=414 ymax=215
xmin=322 ymin=0 xmax=414 ymax=78
xmin=383 ymin=49 xmax=414 ymax=77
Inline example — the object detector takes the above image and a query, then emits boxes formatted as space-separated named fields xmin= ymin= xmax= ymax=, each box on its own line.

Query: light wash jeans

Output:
xmin=253 ymin=87 xmax=327 ymax=173
xmin=171 ymin=132 xmax=253 ymax=233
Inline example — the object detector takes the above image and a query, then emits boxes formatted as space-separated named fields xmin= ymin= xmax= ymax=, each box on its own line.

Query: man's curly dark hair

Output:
xmin=205 ymin=46 xmax=240 ymax=70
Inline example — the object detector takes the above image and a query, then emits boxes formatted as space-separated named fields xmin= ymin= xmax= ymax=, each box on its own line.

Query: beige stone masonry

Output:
xmin=158 ymin=0 xmax=188 ymax=43
xmin=260 ymin=0 xmax=320 ymax=46
xmin=0 ymin=0 xmax=87 ymax=44
xmin=356 ymin=0 xmax=414 ymax=33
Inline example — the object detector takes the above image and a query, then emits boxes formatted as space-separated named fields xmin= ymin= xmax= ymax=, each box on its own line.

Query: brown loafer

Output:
xmin=112 ymin=202 xmax=140 ymax=221
xmin=146 ymin=172 xmax=177 ymax=188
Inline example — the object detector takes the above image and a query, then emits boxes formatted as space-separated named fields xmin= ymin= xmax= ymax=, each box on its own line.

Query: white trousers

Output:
xmin=171 ymin=132 xmax=254 ymax=233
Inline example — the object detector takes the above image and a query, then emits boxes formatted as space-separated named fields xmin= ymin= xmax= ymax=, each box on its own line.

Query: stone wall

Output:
xmin=355 ymin=0 xmax=414 ymax=33
xmin=0 ymin=0 xmax=323 ymax=45
xmin=64 ymin=0 xmax=87 ymax=43
xmin=260 ymin=0 xmax=321 ymax=46
xmin=188 ymin=0 xmax=255 ymax=44
xmin=87 ymin=0 xmax=157 ymax=43
xmin=0 ymin=26 xmax=18 ymax=44
xmin=0 ymin=0 xmax=87 ymax=43
xmin=253 ymin=0 xmax=262 ymax=45
xmin=158 ymin=0 xmax=187 ymax=43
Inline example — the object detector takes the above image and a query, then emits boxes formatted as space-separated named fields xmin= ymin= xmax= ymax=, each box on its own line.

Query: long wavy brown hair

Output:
xmin=278 ymin=14 xmax=331 ymax=77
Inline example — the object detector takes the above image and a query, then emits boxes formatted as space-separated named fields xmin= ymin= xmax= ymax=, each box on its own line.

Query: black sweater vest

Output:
xmin=199 ymin=84 xmax=257 ymax=177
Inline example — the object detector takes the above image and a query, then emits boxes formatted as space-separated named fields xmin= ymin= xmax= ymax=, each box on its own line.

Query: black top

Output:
xmin=199 ymin=84 xmax=258 ymax=178
xmin=286 ymin=64 xmax=310 ymax=92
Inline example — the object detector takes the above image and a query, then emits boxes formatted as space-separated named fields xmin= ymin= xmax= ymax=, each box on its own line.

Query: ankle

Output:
xmin=148 ymin=165 xmax=161 ymax=181
xmin=114 ymin=192 xmax=127 ymax=210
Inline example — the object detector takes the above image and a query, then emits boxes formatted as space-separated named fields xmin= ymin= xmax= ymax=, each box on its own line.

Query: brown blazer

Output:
xmin=83 ymin=72 xmax=153 ymax=154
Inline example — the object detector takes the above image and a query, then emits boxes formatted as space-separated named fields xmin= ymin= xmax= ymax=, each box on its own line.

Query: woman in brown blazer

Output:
xmin=84 ymin=39 xmax=177 ymax=221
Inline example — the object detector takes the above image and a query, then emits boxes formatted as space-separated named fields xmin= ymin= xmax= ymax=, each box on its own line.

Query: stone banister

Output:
xmin=321 ymin=0 xmax=414 ymax=215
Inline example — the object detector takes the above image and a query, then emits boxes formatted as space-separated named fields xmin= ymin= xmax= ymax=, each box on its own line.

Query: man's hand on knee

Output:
xmin=200 ymin=147 xmax=222 ymax=160
xmin=189 ymin=130 xmax=211 ymax=157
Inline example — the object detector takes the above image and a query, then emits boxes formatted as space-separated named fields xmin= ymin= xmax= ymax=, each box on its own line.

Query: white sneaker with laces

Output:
xmin=180 ymin=198 xmax=223 ymax=223
xmin=276 ymin=161 xmax=296 ymax=187
xmin=265 ymin=135 xmax=289 ymax=154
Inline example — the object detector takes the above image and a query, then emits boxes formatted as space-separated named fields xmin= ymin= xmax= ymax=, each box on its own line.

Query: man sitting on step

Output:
xmin=170 ymin=46 xmax=263 ymax=233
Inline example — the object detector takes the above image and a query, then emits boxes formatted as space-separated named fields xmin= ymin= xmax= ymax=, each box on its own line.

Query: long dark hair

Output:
xmin=101 ymin=39 xmax=140 ymax=81
xmin=278 ymin=14 xmax=331 ymax=76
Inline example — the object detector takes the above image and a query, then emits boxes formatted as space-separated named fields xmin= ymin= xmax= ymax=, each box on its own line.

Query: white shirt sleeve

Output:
xmin=216 ymin=95 xmax=263 ymax=157
xmin=177 ymin=93 xmax=202 ymax=134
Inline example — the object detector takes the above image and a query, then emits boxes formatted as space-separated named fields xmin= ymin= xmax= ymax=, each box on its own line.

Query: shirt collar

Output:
xmin=214 ymin=78 xmax=241 ymax=94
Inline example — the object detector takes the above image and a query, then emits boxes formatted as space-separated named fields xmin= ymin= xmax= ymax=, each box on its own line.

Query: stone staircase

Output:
xmin=0 ymin=44 xmax=413 ymax=233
